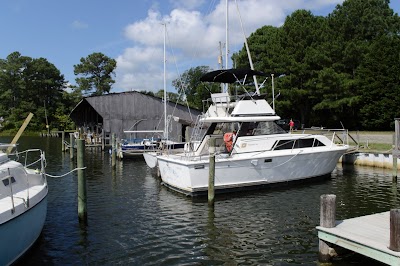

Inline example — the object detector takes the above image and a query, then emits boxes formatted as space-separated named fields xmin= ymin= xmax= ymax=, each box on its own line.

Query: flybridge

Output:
xmin=202 ymin=92 xmax=278 ymax=123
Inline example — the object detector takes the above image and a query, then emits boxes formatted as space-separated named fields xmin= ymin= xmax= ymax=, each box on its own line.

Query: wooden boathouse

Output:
xmin=69 ymin=91 xmax=201 ymax=145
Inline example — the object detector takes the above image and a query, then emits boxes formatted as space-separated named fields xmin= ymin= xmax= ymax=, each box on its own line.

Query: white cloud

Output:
xmin=114 ymin=0 xmax=344 ymax=93
xmin=116 ymin=46 xmax=164 ymax=91
xmin=71 ymin=20 xmax=88 ymax=29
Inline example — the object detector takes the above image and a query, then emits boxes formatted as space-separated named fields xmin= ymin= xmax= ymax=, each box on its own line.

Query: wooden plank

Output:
xmin=317 ymin=211 xmax=400 ymax=266
xmin=318 ymin=230 xmax=400 ymax=265
xmin=7 ymin=113 xmax=34 ymax=154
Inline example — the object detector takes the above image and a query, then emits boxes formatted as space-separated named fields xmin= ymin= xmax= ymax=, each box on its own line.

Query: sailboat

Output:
xmin=143 ymin=0 xmax=349 ymax=195
xmin=121 ymin=24 xmax=186 ymax=158
xmin=0 ymin=144 xmax=48 ymax=264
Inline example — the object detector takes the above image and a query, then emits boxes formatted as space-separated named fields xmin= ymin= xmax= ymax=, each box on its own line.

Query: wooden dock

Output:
xmin=317 ymin=198 xmax=400 ymax=265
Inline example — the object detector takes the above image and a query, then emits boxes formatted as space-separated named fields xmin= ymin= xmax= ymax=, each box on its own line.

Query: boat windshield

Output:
xmin=206 ymin=121 xmax=286 ymax=137
xmin=250 ymin=121 xmax=286 ymax=136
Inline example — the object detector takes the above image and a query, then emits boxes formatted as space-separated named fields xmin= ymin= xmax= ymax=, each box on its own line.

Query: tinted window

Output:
xmin=274 ymin=138 xmax=325 ymax=150
xmin=274 ymin=140 xmax=294 ymax=150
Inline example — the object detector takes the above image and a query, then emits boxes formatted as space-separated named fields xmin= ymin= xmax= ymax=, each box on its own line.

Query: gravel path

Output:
xmin=349 ymin=131 xmax=393 ymax=144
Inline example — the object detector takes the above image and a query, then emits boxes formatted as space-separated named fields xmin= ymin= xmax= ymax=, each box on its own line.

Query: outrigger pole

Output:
xmin=235 ymin=0 xmax=260 ymax=96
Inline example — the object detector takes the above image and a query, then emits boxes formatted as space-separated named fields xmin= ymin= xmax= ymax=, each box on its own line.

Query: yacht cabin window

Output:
xmin=274 ymin=138 xmax=325 ymax=150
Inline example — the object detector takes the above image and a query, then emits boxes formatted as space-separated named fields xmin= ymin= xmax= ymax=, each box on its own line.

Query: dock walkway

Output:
xmin=317 ymin=211 xmax=400 ymax=265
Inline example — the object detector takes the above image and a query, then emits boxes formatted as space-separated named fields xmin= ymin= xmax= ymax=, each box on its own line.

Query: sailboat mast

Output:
xmin=224 ymin=0 xmax=229 ymax=93
xmin=163 ymin=23 xmax=168 ymax=140
xmin=218 ymin=41 xmax=224 ymax=93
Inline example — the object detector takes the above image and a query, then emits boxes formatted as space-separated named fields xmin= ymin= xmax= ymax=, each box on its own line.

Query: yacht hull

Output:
xmin=157 ymin=147 xmax=347 ymax=195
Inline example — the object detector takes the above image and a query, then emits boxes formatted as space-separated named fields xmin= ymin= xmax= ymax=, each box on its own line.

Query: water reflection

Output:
xmin=8 ymin=137 xmax=399 ymax=265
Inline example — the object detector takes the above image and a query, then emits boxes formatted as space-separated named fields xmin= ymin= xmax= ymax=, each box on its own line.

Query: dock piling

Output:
xmin=389 ymin=209 xmax=400 ymax=252
xmin=208 ymin=137 xmax=216 ymax=207
xmin=70 ymin=133 xmax=74 ymax=159
xmin=393 ymin=118 xmax=400 ymax=182
xmin=61 ymin=131 xmax=65 ymax=152
xmin=319 ymin=194 xmax=337 ymax=262
xmin=112 ymin=133 xmax=116 ymax=168
xmin=77 ymin=139 xmax=87 ymax=223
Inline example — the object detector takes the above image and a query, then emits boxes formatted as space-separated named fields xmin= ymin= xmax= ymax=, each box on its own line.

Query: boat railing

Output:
xmin=13 ymin=148 xmax=46 ymax=170
xmin=181 ymin=134 xmax=226 ymax=161
xmin=272 ymin=130 xmax=349 ymax=152
xmin=189 ymin=114 xmax=207 ymax=144
xmin=1 ymin=149 xmax=46 ymax=213
xmin=300 ymin=128 xmax=350 ymax=146
xmin=0 ymin=143 xmax=17 ymax=150
xmin=202 ymin=93 xmax=234 ymax=114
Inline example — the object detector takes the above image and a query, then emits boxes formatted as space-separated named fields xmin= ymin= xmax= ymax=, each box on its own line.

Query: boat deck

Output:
xmin=316 ymin=211 xmax=400 ymax=265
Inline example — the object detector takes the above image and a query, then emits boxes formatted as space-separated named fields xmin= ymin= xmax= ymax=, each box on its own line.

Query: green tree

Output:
xmin=24 ymin=57 xmax=66 ymax=129
xmin=172 ymin=66 xmax=219 ymax=109
xmin=278 ymin=10 xmax=327 ymax=126
xmin=326 ymin=0 xmax=400 ymax=129
xmin=74 ymin=52 xmax=116 ymax=96
xmin=357 ymin=34 xmax=400 ymax=129
xmin=154 ymin=90 xmax=180 ymax=103
xmin=0 ymin=52 xmax=68 ymax=131
xmin=0 ymin=52 xmax=31 ymax=114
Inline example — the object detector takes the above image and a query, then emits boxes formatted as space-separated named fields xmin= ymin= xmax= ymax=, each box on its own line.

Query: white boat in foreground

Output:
xmin=0 ymin=144 xmax=48 ymax=265
xmin=145 ymin=69 xmax=349 ymax=196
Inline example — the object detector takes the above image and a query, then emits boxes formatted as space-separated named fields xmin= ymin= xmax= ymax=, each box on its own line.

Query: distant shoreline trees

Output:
xmin=232 ymin=0 xmax=400 ymax=130
xmin=0 ymin=52 xmax=117 ymax=132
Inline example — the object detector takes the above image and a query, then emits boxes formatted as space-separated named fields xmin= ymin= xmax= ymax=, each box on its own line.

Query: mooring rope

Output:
xmin=45 ymin=167 xmax=87 ymax=178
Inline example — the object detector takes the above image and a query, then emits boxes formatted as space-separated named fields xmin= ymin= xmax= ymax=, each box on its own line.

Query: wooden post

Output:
xmin=77 ymin=139 xmax=87 ymax=223
xmin=101 ymin=130 xmax=105 ymax=151
xmin=393 ymin=119 xmax=400 ymax=182
xmin=70 ymin=133 xmax=74 ymax=159
xmin=319 ymin=194 xmax=336 ymax=262
xmin=389 ymin=209 xmax=400 ymax=252
xmin=116 ymin=138 xmax=122 ymax=160
xmin=61 ymin=131 xmax=65 ymax=152
xmin=208 ymin=137 xmax=216 ymax=207
xmin=112 ymin=133 xmax=116 ymax=168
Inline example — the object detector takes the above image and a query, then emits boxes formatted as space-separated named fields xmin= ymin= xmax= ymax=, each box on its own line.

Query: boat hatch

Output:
xmin=264 ymin=159 xmax=272 ymax=163
xmin=2 ymin=176 xmax=16 ymax=186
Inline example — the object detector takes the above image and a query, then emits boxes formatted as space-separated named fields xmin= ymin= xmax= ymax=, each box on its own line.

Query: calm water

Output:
xmin=8 ymin=136 xmax=400 ymax=265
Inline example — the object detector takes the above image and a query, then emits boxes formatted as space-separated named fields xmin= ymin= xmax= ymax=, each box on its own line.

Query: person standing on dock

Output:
xmin=289 ymin=119 xmax=294 ymax=132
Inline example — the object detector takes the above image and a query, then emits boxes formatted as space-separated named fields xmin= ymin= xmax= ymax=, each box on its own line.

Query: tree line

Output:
xmin=0 ymin=52 xmax=116 ymax=132
xmin=231 ymin=0 xmax=400 ymax=130
xmin=0 ymin=0 xmax=398 ymax=132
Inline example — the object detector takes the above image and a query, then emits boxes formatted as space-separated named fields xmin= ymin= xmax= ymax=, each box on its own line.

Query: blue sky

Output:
xmin=1 ymin=0 xmax=399 ymax=93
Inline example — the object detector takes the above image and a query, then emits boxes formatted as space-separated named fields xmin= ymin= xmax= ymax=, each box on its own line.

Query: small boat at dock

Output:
xmin=0 ymin=144 xmax=48 ymax=265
